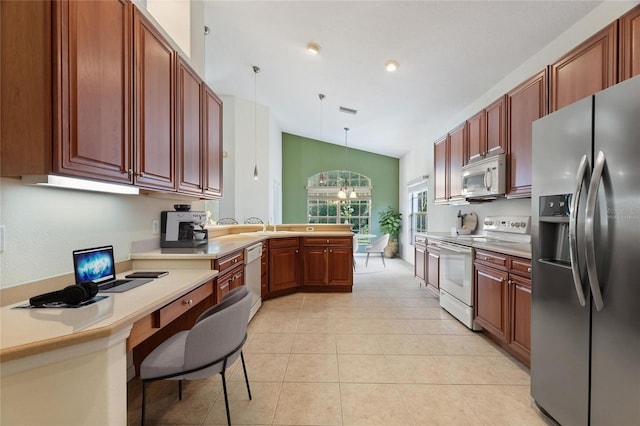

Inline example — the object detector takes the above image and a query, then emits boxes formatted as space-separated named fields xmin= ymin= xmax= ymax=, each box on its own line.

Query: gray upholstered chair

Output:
xmin=140 ymin=287 xmax=252 ymax=426
xmin=364 ymin=233 xmax=390 ymax=267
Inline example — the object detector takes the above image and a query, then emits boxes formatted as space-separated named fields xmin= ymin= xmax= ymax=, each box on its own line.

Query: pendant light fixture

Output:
xmin=252 ymin=65 xmax=260 ymax=180
xmin=318 ymin=93 xmax=325 ymax=185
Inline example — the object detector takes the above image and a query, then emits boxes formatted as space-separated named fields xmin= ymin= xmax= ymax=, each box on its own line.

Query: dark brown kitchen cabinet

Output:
xmin=485 ymin=96 xmax=507 ymax=158
xmin=620 ymin=4 xmax=640 ymax=82
xmin=414 ymin=236 xmax=427 ymax=287
xmin=1 ymin=0 xmax=133 ymax=182
xmin=426 ymin=241 xmax=440 ymax=296
xmin=466 ymin=110 xmax=485 ymax=164
xmin=448 ymin=124 xmax=466 ymax=202
xmin=303 ymin=237 xmax=353 ymax=286
xmin=433 ymin=134 xmax=449 ymax=204
xmin=176 ymin=57 xmax=203 ymax=195
xmin=506 ymin=69 xmax=547 ymax=198
xmin=260 ymin=241 xmax=269 ymax=297
xmin=133 ymin=8 xmax=176 ymax=191
xmin=474 ymin=249 xmax=532 ymax=366
xmin=213 ymin=249 xmax=245 ymax=303
xmin=269 ymin=238 xmax=300 ymax=292
xmin=550 ymin=22 xmax=618 ymax=112
xmin=475 ymin=263 xmax=509 ymax=341
xmin=203 ymin=85 xmax=224 ymax=198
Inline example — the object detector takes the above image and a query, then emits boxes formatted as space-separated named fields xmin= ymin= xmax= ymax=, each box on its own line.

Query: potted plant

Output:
xmin=378 ymin=206 xmax=402 ymax=258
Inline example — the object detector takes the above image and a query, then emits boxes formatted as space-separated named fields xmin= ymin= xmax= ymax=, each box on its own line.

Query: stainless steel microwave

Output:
xmin=461 ymin=154 xmax=506 ymax=199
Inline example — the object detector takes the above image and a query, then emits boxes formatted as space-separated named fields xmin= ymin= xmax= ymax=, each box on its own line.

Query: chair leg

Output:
xmin=240 ymin=351 xmax=252 ymax=400
xmin=366 ymin=253 xmax=370 ymax=267
xmin=178 ymin=380 xmax=182 ymax=401
xmin=381 ymin=253 xmax=386 ymax=267
xmin=221 ymin=371 xmax=231 ymax=426
xmin=141 ymin=381 xmax=147 ymax=426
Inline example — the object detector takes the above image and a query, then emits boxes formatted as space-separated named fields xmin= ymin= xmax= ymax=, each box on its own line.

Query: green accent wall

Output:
xmin=282 ymin=132 xmax=399 ymax=238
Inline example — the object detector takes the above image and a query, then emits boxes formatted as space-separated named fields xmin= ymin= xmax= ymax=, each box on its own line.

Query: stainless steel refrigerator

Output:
xmin=531 ymin=74 xmax=640 ymax=426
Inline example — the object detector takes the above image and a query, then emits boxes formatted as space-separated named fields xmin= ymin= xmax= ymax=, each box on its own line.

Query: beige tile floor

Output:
xmin=128 ymin=255 xmax=552 ymax=425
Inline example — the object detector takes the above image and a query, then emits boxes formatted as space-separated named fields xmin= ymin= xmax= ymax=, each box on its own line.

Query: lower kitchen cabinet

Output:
xmin=269 ymin=237 xmax=300 ymax=292
xmin=414 ymin=236 xmax=427 ymax=286
xmin=474 ymin=249 xmax=532 ymax=366
xmin=303 ymin=237 xmax=353 ymax=286
xmin=213 ymin=249 xmax=244 ymax=303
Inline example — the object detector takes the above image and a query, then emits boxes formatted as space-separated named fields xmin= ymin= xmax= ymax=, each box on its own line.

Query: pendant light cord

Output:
xmin=253 ymin=65 xmax=260 ymax=179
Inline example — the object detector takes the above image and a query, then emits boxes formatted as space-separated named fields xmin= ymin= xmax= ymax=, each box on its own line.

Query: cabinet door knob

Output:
xmin=138 ymin=171 xmax=145 ymax=177
xmin=527 ymin=267 xmax=532 ymax=273
xmin=329 ymin=249 xmax=333 ymax=253
xmin=183 ymin=299 xmax=193 ymax=306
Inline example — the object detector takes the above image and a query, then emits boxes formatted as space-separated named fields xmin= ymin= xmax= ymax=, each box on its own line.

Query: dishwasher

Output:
xmin=244 ymin=243 xmax=263 ymax=321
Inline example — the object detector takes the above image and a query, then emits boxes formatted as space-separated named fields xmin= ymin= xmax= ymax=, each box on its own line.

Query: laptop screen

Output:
xmin=73 ymin=246 xmax=116 ymax=285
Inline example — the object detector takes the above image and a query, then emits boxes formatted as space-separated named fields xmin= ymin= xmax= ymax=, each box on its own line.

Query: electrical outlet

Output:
xmin=152 ymin=220 xmax=160 ymax=235
xmin=306 ymin=226 xmax=314 ymax=232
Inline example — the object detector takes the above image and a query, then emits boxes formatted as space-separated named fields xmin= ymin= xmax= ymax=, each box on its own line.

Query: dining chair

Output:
xmin=217 ymin=218 xmax=238 ymax=225
xmin=364 ymin=233 xmax=390 ymax=267
xmin=244 ymin=217 xmax=264 ymax=224
xmin=139 ymin=287 xmax=252 ymax=426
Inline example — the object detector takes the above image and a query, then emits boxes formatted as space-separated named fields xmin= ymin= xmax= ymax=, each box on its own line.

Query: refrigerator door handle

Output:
xmin=569 ymin=155 xmax=589 ymax=307
xmin=585 ymin=150 xmax=606 ymax=311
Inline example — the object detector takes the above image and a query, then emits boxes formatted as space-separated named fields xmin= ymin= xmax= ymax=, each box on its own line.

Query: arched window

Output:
xmin=306 ymin=170 xmax=372 ymax=233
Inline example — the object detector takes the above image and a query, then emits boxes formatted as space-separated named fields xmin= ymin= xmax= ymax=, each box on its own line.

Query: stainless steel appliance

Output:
xmin=160 ymin=210 xmax=208 ymax=248
xmin=440 ymin=215 xmax=531 ymax=330
xmin=531 ymin=75 xmax=640 ymax=425
xmin=461 ymin=154 xmax=506 ymax=199
xmin=244 ymin=242 xmax=262 ymax=321
xmin=439 ymin=240 xmax=477 ymax=329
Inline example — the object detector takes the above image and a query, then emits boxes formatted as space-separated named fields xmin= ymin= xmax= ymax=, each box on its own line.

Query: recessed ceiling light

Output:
xmin=385 ymin=60 xmax=399 ymax=72
xmin=307 ymin=42 xmax=321 ymax=55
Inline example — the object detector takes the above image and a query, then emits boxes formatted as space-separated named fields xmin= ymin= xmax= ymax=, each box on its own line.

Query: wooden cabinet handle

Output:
xmin=220 ymin=282 xmax=229 ymax=290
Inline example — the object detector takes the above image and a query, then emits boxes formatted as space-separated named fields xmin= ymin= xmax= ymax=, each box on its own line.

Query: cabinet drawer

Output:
xmin=475 ymin=250 xmax=508 ymax=270
xmin=155 ymin=281 xmax=213 ymax=328
xmin=270 ymin=237 xmax=299 ymax=249
xmin=510 ymin=257 xmax=532 ymax=278
xmin=215 ymin=250 xmax=244 ymax=274
xmin=304 ymin=237 xmax=352 ymax=247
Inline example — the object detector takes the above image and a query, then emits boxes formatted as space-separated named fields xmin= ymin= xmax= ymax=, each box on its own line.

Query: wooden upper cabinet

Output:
xmin=550 ymin=22 xmax=618 ymax=112
xmin=466 ymin=110 xmax=485 ymax=164
xmin=203 ymin=86 xmax=224 ymax=198
xmin=620 ymin=4 xmax=640 ymax=82
xmin=433 ymin=134 xmax=449 ymax=204
xmin=485 ymin=96 xmax=506 ymax=157
xmin=54 ymin=0 xmax=132 ymax=183
xmin=448 ymin=124 xmax=466 ymax=201
xmin=133 ymin=8 xmax=176 ymax=191
xmin=176 ymin=57 xmax=203 ymax=195
xmin=506 ymin=69 xmax=548 ymax=198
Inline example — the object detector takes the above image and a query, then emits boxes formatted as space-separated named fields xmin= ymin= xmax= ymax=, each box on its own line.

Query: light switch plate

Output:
xmin=306 ymin=226 xmax=314 ymax=232
xmin=152 ymin=220 xmax=160 ymax=235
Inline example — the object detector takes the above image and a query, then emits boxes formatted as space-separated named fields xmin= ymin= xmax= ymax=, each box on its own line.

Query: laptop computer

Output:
xmin=73 ymin=245 xmax=152 ymax=293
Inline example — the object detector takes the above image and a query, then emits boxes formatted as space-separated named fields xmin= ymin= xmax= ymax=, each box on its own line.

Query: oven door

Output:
xmin=439 ymin=242 xmax=474 ymax=305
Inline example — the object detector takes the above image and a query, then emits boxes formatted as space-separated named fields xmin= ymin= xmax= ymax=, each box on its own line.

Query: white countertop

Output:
xmin=423 ymin=232 xmax=531 ymax=259
xmin=0 ymin=269 xmax=218 ymax=362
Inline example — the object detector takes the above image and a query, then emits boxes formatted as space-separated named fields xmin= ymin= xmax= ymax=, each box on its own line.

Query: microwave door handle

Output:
xmin=585 ymin=151 xmax=606 ymax=312
xmin=485 ymin=168 xmax=492 ymax=191
xmin=569 ymin=155 xmax=589 ymax=307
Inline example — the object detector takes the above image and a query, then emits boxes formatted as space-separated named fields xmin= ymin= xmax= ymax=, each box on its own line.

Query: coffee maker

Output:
xmin=160 ymin=206 xmax=208 ymax=248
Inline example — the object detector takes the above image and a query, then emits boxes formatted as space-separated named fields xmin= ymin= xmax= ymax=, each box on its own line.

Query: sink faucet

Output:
xmin=263 ymin=221 xmax=269 ymax=232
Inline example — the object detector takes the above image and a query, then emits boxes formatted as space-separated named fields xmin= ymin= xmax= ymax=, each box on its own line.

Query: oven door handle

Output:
xmin=440 ymin=242 xmax=473 ymax=254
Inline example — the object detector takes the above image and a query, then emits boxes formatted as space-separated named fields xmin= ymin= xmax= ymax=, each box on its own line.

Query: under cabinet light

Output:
xmin=22 ymin=175 xmax=139 ymax=195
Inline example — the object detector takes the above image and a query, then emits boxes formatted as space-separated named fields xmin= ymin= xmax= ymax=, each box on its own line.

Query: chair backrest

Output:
xmin=196 ymin=286 xmax=248 ymax=323
xmin=217 ymin=218 xmax=238 ymax=225
xmin=353 ymin=235 xmax=359 ymax=254
xmin=371 ymin=234 xmax=390 ymax=251
xmin=244 ymin=217 xmax=263 ymax=224
xmin=184 ymin=291 xmax=252 ymax=378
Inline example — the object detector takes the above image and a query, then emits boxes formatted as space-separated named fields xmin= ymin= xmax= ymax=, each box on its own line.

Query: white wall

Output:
xmin=146 ymin=0 xmax=191 ymax=57
xmin=399 ymin=1 xmax=638 ymax=263
xmin=0 ymin=178 xmax=177 ymax=288
xmin=219 ymin=95 xmax=282 ymax=224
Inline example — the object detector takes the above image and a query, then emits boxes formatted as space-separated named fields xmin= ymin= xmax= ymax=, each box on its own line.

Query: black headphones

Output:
xmin=29 ymin=282 xmax=98 ymax=307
